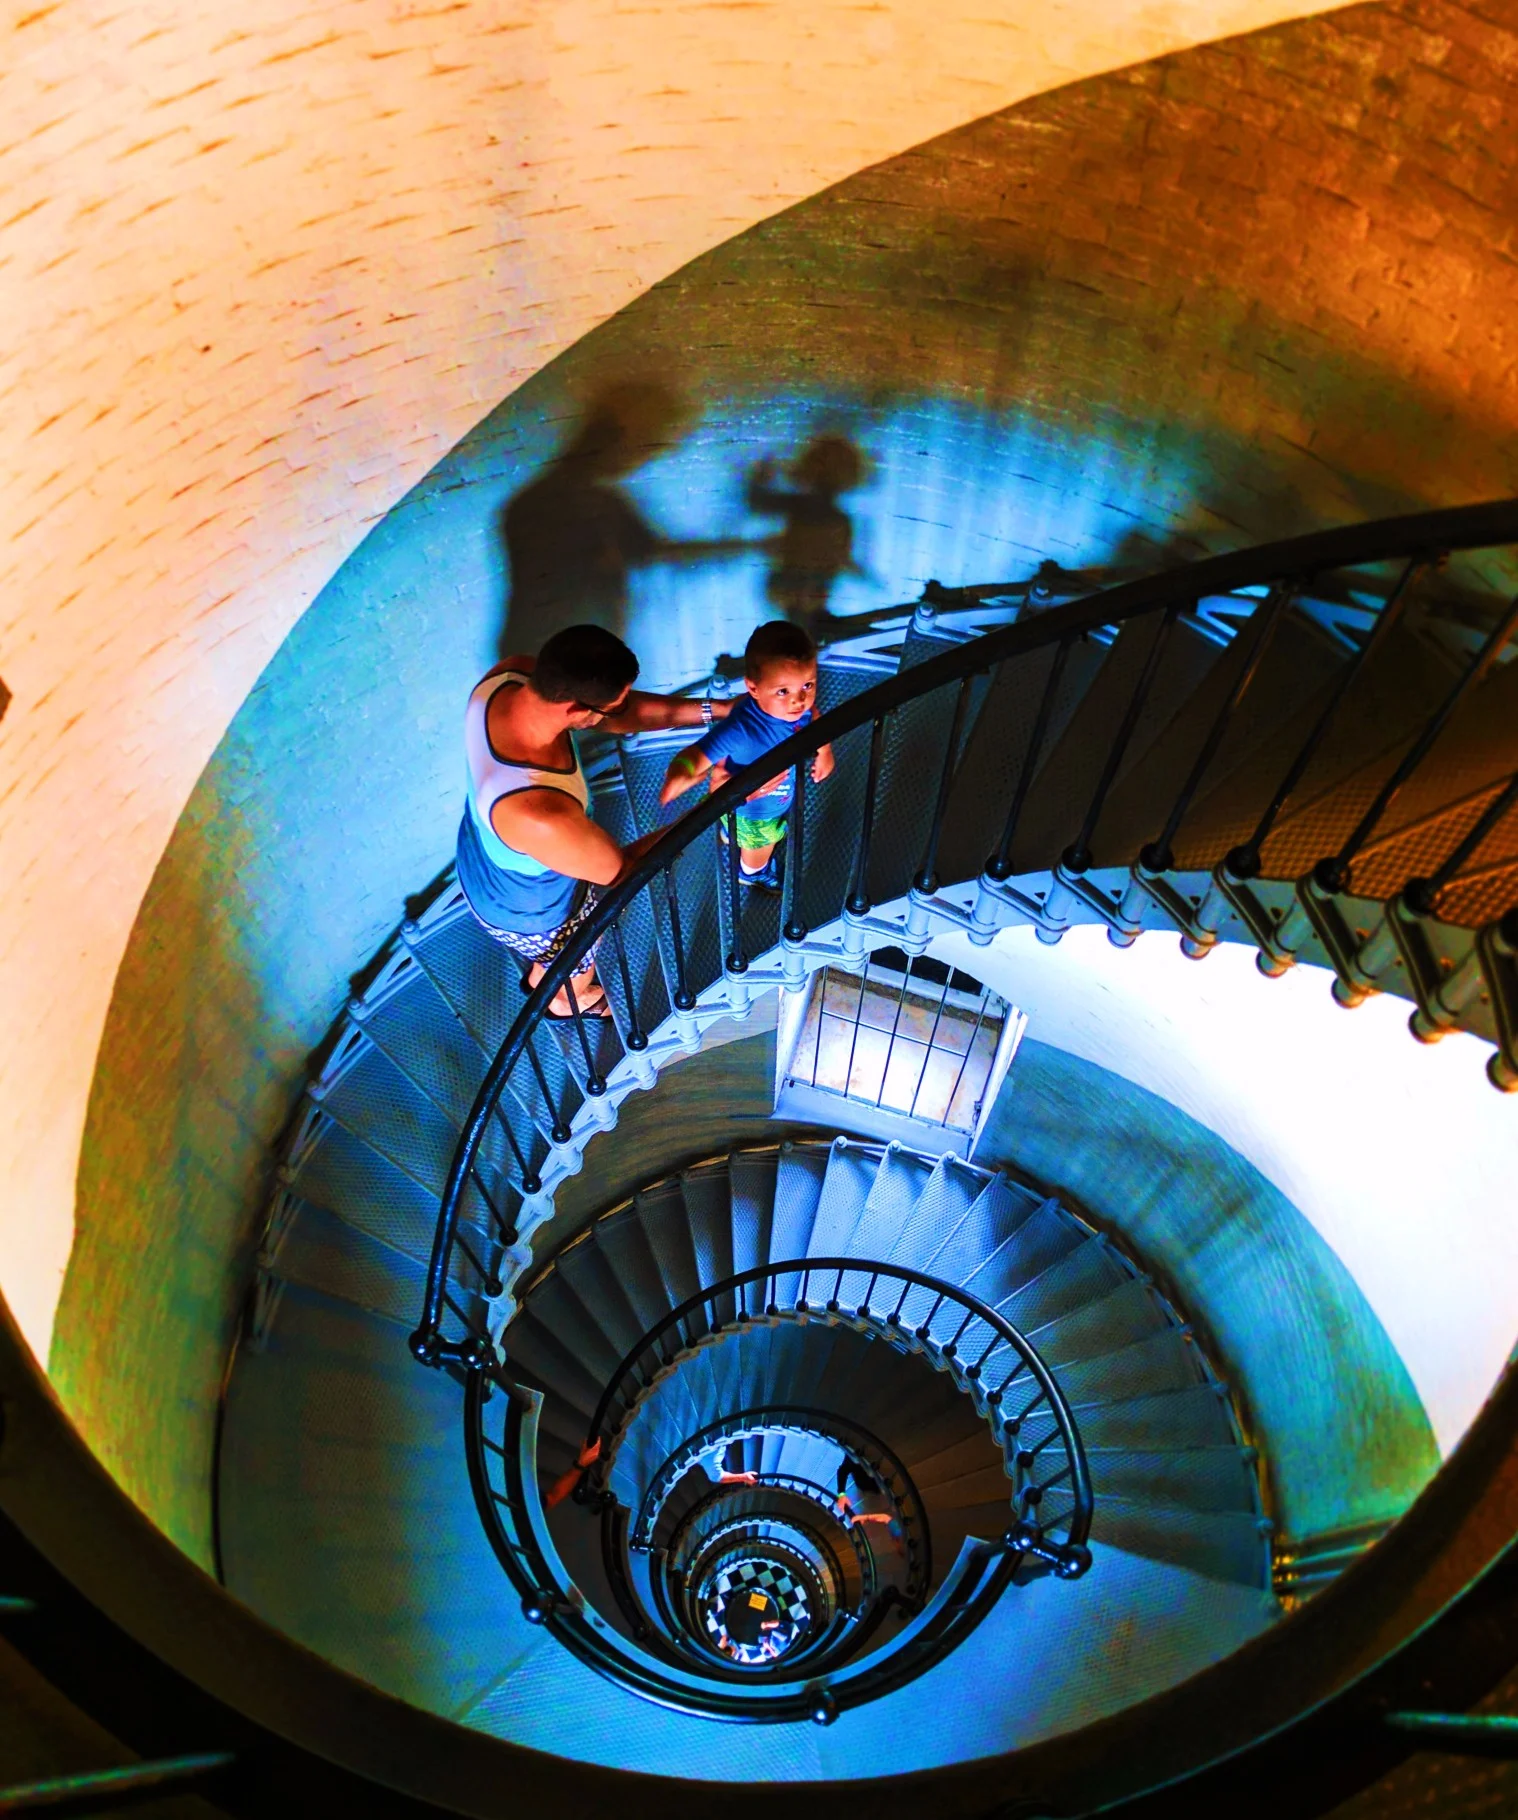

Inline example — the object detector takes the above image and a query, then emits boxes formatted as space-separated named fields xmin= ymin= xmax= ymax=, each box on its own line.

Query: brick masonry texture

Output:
xmin=18 ymin=0 xmax=1518 ymax=1565
xmin=0 ymin=0 xmax=1344 ymax=1404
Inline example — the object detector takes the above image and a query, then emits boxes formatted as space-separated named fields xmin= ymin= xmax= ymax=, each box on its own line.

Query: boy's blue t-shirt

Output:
xmin=695 ymin=695 xmax=813 ymax=819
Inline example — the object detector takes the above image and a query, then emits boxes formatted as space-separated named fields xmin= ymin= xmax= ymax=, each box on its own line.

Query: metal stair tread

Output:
xmin=1023 ymin=1275 xmax=1177 ymax=1368
xmin=848 ymin=1144 xmax=936 ymax=1262
xmin=804 ymin=1140 xmax=883 ymax=1257
xmin=1081 ymin=1445 xmax=1262 ymax=1514
xmin=354 ymin=966 xmax=490 ymax=1127
xmin=258 ymin=1199 xmax=427 ymax=1332
xmin=1053 ymin=1326 xmax=1209 ymax=1406
xmin=915 ymin=1173 xmax=1042 ymax=1291
xmin=1085 ymin=1494 xmax=1272 ymax=1589
xmin=993 ymin=1231 xmax=1133 ymax=1335
xmin=316 ymin=1041 xmax=464 ymax=1200
xmin=726 ymin=1149 xmax=778 ymax=1282
xmin=284 ymin=1115 xmax=442 ymax=1263
xmin=959 ymin=1197 xmax=1080 ymax=1306
xmin=884 ymin=1154 xmax=985 ymax=1273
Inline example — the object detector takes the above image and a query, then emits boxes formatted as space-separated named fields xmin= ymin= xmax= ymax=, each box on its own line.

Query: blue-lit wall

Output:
xmin=58 ymin=8 xmax=1518 ymax=1559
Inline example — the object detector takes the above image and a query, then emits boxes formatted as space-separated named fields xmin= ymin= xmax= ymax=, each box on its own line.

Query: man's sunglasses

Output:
xmin=573 ymin=690 xmax=631 ymax=720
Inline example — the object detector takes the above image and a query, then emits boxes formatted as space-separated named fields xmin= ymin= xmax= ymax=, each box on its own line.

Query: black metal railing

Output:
xmin=412 ymin=500 xmax=1518 ymax=1374
xmin=785 ymin=948 xmax=1005 ymax=1133
xmin=661 ymin=1472 xmax=882 ymax=1612
xmin=466 ymin=1371 xmax=1055 ymax=1724
xmin=582 ymin=1257 xmax=1092 ymax=1577
xmin=612 ymin=1399 xmax=938 ymax=1607
xmin=620 ymin=1459 xmax=898 ymax=1681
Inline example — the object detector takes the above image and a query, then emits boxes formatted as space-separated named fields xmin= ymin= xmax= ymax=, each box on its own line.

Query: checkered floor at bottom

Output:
xmin=701 ymin=1555 xmax=812 ymax=1663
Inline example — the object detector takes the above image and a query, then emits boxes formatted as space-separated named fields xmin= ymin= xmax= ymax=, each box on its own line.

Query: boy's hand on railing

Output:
xmin=810 ymin=743 xmax=836 ymax=784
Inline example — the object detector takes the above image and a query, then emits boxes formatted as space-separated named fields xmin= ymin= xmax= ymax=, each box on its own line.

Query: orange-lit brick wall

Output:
xmin=0 ymin=0 xmax=1349 ymax=1389
xmin=13 ymin=0 xmax=1518 ymax=1571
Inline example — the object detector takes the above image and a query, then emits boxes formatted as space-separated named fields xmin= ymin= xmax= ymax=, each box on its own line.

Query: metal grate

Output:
xmin=785 ymin=949 xmax=1006 ymax=1135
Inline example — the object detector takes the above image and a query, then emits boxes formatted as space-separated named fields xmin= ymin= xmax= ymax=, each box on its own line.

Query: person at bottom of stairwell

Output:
xmin=457 ymin=624 xmax=727 ymax=1018
xmin=835 ymin=1461 xmax=900 ymax=1537
xmin=658 ymin=620 xmax=834 ymax=891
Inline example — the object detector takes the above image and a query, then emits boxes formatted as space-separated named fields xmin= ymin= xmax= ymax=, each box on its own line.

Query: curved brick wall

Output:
xmin=10 ymin=0 xmax=1518 ymax=1565
xmin=0 ymin=0 xmax=1344 ymax=1378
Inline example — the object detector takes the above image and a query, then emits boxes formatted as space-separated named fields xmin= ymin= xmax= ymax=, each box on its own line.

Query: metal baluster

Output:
xmin=914 ymin=672 xmax=978 ymax=895
xmin=906 ymin=966 xmax=956 ymax=1119
xmin=1230 ymin=556 xmax=1424 ymax=877
xmin=784 ymin=750 xmax=809 ymax=943
xmin=1406 ymin=764 xmax=1518 ymax=914
xmin=872 ymin=957 xmax=912 ymax=1110
xmin=1012 ymin=1386 xmax=1050 ymax=1429
xmin=607 ymin=917 xmax=648 ymax=1051
xmin=561 ymin=974 xmax=606 ymax=1094
xmin=442 ymin=1288 xmax=477 ymax=1331
xmin=524 ymin=1038 xmax=573 ymax=1145
xmin=723 ymin=810 xmax=747 ymax=974
xmin=939 ymin=984 xmax=993 ymax=1128
xmin=452 ymin=1220 xmax=503 ymax=1298
xmin=987 ymin=636 xmax=1073 ymax=880
xmin=940 ymin=1306 xmax=978 ymax=1358
xmin=663 ymin=862 xmax=695 ymax=1010
xmin=1066 ymin=605 xmax=1181 ymax=872
xmin=1142 ymin=581 xmax=1297 ymax=871
xmin=846 ymin=716 xmax=887 ymax=915
xmin=469 ymin=1160 xmax=518 ymax=1247
xmin=1316 ymin=592 xmax=1518 ymax=894
xmin=490 ymin=1091 xmax=542 ymax=1194
xmin=843 ymin=953 xmax=872 ymax=1099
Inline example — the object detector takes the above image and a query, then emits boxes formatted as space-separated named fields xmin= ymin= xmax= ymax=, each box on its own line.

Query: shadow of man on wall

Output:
xmin=497 ymin=381 xmax=740 ymax=661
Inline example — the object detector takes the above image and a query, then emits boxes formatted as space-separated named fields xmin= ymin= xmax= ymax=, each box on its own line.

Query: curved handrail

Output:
xmin=660 ymin=1472 xmax=881 ymax=1607
xmin=619 ymin=1401 xmax=936 ymax=1599
xmin=412 ymin=499 xmax=1518 ymax=1364
xmin=467 ymin=1371 xmax=1049 ymax=1723
xmin=636 ymin=1489 xmax=887 ymax=1681
xmin=585 ymin=1256 xmax=1093 ymax=1568
xmin=673 ymin=1526 xmax=837 ymax=1669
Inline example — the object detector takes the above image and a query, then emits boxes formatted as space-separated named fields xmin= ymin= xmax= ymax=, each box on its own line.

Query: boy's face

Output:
xmin=746 ymin=657 xmax=817 ymax=721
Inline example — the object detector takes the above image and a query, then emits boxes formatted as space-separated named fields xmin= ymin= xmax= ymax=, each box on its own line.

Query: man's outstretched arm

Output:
xmin=599 ymin=690 xmax=730 ymax=735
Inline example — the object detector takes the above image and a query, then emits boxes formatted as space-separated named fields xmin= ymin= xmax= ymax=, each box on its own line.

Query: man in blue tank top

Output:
xmin=458 ymin=624 xmax=723 ymax=1017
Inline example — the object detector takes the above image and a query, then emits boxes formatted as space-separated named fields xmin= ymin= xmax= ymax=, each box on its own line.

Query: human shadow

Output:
xmin=747 ymin=434 xmax=868 ymax=640
xmin=497 ymin=381 xmax=745 ymax=661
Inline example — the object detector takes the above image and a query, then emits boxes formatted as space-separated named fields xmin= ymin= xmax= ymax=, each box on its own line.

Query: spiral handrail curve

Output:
xmin=467 ymin=1370 xmax=1050 ymax=1723
xmin=660 ymin=1472 xmax=882 ymax=1607
xmin=582 ymin=1255 xmax=1093 ymax=1572
xmin=411 ymin=499 xmax=1518 ymax=1367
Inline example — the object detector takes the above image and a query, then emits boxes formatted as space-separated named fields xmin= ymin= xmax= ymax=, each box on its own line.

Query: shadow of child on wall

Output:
xmin=497 ymin=380 xmax=746 ymax=662
xmin=747 ymin=434 xmax=869 ymax=641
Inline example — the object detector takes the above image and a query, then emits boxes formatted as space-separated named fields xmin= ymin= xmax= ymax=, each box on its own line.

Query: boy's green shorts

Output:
xmin=733 ymin=813 xmax=788 ymax=852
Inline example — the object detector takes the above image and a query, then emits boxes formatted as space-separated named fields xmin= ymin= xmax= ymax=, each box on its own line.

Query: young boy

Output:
xmin=659 ymin=620 xmax=835 ymax=888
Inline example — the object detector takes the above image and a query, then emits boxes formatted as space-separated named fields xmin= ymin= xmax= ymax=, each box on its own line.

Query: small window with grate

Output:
xmin=775 ymin=949 xmax=1025 ymax=1154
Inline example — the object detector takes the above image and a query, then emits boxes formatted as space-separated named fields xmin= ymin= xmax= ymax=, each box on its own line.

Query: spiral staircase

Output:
xmin=5 ymin=503 xmax=1518 ymax=1813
